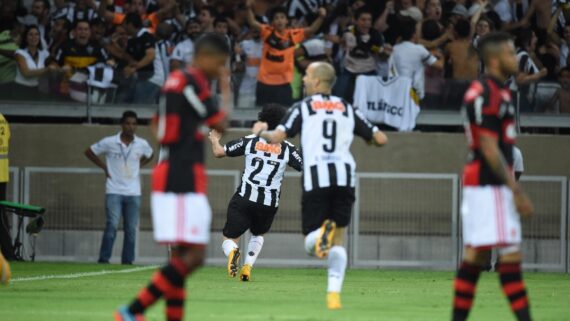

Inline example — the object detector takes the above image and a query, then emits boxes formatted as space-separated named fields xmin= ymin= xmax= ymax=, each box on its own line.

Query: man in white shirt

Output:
xmin=170 ymin=18 xmax=201 ymax=70
xmin=388 ymin=18 xmax=443 ymax=101
xmin=85 ymin=111 xmax=153 ymax=264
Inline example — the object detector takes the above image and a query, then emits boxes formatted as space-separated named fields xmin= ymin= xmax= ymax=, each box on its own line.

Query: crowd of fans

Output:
xmin=0 ymin=0 xmax=569 ymax=113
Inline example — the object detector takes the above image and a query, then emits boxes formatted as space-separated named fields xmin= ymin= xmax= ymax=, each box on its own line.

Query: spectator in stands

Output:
xmin=547 ymin=67 xmax=570 ymax=113
xmin=52 ymin=20 xmax=109 ymax=97
xmin=97 ymin=0 xmax=177 ymax=34
xmin=198 ymin=5 xmax=217 ymax=33
xmin=424 ymin=0 xmax=443 ymax=22
xmin=421 ymin=19 xmax=445 ymax=108
xmin=19 ymin=0 xmax=51 ymax=48
xmin=61 ymin=0 xmax=99 ymax=23
xmin=121 ymin=13 xmax=158 ymax=103
xmin=445 ymin=19 xmax=478 ymax=81
xmin=512 ymin=28 xmax=547 ymax=112
xmin=389 ymin=18 xmax=444 ymax=103
xmin=443 ymin=19 xmax=478 ymax=109
xmin=0 ymin=19 xmax=20 ymax=98
xmin=48 ymin=12 xmax=71 ymax=56
xmin=334 ymin=8 xmax=389 ymax=102
xmin=148 ymin=22 xmax=173 ymax=90
xmin=170 ymin=18 xmax=200 ymax=70
xmin=14 ymin=25 xmax=61 ymax=99
xmin=559 ymin=24 xmax=570 ymax=69
xmin=235 ymin=27 xmax=263 ymax=108
xmin=246 ymin=0 xmax=326 ymax=106
xmin=85 ymin=111 xmax=153 ymax=265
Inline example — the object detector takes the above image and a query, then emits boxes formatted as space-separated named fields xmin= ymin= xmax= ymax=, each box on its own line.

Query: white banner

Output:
xmin=353 ymin=75 xmax=420 ymax=132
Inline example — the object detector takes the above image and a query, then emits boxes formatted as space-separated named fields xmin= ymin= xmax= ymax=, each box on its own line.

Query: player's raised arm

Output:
xmin=208 ymin=129 xmax=227 ymax=158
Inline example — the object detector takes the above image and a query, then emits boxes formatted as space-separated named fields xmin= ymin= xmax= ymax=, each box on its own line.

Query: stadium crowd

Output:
xmin=0 ymin=0 xmax=569 ymax=113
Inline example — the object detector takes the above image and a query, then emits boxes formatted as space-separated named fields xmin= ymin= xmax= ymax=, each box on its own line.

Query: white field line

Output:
xmin=11 ymin=265 xmax=158 ymax=283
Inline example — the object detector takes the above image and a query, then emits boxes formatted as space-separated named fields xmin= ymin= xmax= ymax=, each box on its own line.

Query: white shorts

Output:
xmin=151 ymin=192 xmax=212 ymax=246
xmin=461 ymin=186 xmax=522 ymax=250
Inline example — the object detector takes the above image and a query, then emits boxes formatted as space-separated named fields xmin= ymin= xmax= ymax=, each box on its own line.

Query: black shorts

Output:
xmin=301 ymin=186 xmax=355 ymax=235
xmin=255 ymin=82 xmax=293 ymax=107
xmin=222 ymin=193 xmax=278 ymax=239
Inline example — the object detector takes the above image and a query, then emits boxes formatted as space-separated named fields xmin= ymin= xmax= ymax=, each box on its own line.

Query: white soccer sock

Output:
xmin=222 ymin=239 xmax=238 ymax=257
xmin=304 ymin=229 xmax=320 ymax=256
xmin=244 ymin=235 xmax=264 ymax=267
xmin=327 ymin=246 xmax=347 ymax=293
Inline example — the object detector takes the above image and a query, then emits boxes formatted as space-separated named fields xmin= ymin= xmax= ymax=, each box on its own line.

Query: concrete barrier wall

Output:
xmin=9 ymin=124 xmax=570 ymax=176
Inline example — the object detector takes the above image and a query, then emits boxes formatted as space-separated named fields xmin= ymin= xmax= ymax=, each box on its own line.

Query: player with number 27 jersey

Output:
xmin=208 ymin=104 xmax=302 ymax=282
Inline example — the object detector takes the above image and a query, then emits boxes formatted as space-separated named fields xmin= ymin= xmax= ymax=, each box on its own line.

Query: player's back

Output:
xmin=225 ymin=135 xmax=302 ymax=207
xmin=153 ymin=67 xmax=225 ymax=194
xmin=278 ymin=94 xmax=378 ymax=192
xmin=462 ymin=76 xmax=516 ymax=187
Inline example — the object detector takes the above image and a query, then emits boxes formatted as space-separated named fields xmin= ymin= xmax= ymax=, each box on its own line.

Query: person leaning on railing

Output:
xmin=14 ymin=25 xmax=63 ymax=100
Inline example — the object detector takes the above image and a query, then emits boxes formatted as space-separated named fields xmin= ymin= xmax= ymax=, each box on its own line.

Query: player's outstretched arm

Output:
xmin=479 ymin=134 xmax=533 ymax=217
xmin=372 ymin=130 xmax=388 ymax=146
xmin=245 ymin=0 xmax=262 ymax=32
xmin=304 ymin=7 xmax=327 ymax=38
xmin=253 ymin=121 xmax=287 ymax=144
xmin=208 ymin=129 xmax=227 ymax=158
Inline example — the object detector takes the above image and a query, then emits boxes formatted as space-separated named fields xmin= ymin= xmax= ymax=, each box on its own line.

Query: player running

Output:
xmin=253 ymin=62 xmax=388 ymax=309
xmin=115 ymin=33 xmax=232 ymax=321
xmin=451 ymin=32 xmax=534 ymax=321
xmin=208 ymin=104 xmax=303 ymax=281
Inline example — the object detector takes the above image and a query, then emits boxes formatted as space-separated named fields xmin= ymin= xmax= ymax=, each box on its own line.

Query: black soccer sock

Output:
xmin=165 ymin=281 xmax=186 ymax=321
xmin=498 ymin=262 xmax=531 ymax=321
xmin=451 ymin=261 xmax=482 ymax=321
xmin=128 ymin=256 xmax=188 ymax=315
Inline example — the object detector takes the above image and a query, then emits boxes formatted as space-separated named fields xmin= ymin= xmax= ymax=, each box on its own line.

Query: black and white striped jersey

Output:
xmin=277 ymin=94 xmax=379 ymax=192
xmin=224 ymin=135 xmax=303 ymax=207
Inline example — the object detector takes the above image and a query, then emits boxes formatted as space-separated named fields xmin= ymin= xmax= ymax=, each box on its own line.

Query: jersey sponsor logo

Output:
xmin=227 ymin=140 xmax=244 ymax=152
xmin=310 ymin=100 xmax=346 ymax=112
xmin=255 ymin=141 xmax=282 ymax=154
xmin=163 ymin=73 xmax=184 ymax=91
xmin=367 ymin=100 xmax=403 ymax=116
xmin=265 ymin=51 xmax=285 ymax=62
xmin=505 ymin=123 xmax=517 ymax=140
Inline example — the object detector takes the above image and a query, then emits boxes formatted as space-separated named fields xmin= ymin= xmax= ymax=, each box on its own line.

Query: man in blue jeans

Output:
xmin=85 ymin=111 xmax=153 ymax=264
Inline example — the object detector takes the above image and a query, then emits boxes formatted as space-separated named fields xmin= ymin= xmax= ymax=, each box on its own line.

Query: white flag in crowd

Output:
xmin=353 ymin=75 xmax=420 ymax=132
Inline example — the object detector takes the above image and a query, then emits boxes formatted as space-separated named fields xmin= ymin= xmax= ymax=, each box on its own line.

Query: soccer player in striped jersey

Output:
xmin=253 ymin=62 xmax=388 ymax=309
xmin=209 ymin=104 xmax=302 ymax=281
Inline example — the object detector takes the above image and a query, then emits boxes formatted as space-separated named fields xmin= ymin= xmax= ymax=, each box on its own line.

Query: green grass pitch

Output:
xmin=0 ymin=262 xmax=569 ymax=321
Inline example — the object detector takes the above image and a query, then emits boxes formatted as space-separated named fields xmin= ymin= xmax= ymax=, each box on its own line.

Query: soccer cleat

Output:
xmin=227 ymin=248 xmax=241 ymax=278
xmin=327 ymin=292 xmax=342 ymax=310
xmin=0 ymin=253 xmax=11 ymax=286
xmin=114 ymin=306 xmax=146 ymax=321
xmin=315 ymin=220 xmax=336 ymax=258
xmin=240 ymin=264 xmax=252 ymax=282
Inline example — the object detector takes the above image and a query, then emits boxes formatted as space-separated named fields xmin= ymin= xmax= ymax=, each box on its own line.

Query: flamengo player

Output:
xmin=452 ymin=32 xmax=534 ymax=321
xmin=253 ymin=62 xmax=388 ymax=309
xmin=115 ymin=34 xmax=232 ymax=321
xmin=208 ymin=104 xmax=303 ymax=281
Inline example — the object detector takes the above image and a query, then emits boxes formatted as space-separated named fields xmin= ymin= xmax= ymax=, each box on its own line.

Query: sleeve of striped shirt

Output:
xmin=286 ymin=142 xmax=303 ymax=172
xmin=224 ymin=137 xmax=249 ymax=157
xmin=353 ymin=106 xmax=378 ymax=141
xmin=276 ymin=103 xmax=302 ymax=138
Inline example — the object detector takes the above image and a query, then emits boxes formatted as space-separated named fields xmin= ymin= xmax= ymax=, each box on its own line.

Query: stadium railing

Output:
xmin=5 ymin=166 xmax=569 ymax=273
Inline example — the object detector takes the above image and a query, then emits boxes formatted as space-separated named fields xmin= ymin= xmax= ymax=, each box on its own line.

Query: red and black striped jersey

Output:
xmin=462 ymin=76 xmax=517 ymax=186
xmin=152 ymin=67 xmax=226 ymax=194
